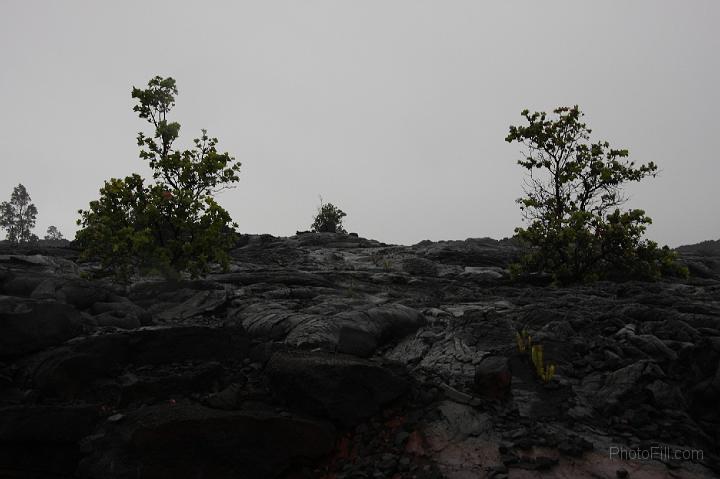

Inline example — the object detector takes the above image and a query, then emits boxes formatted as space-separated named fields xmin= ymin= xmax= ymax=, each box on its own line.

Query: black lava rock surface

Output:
xmin=1 ymin=233 xmax=719 ymax=478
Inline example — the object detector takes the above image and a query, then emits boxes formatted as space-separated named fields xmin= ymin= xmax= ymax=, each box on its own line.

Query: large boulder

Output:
xmin=401 ymin=257 xmax=439 ymax=276
xmin=412 ymin=237 xmax=521 ymax=267
xmin=240 ymin=303 xmax=425 ymax=357
xmin=676 ymin=240 xmax=720 ymax=280
xmin=580 ymin=360 xmax=665 ymax=412
xmin=154 ymin=289 xmax=228 ymax=321
xmin=1 ymin=273 xmax=49 ymax=296
xmin=29 ymin=277 xmax=117 ymax=309
xmin=0 ymin=298 xmax=82 ymax=358
xmin=126 ymin=281 xmax=228 ymax=321
xmin=93 ymin=311 xmax=142 ymax=329
xmin=293 ymin=231 xmax=386 ymax=249
xmin=266 ymin=350 xmax=409 ymax=426
xmin=239 ymin=303 xmax=316 ymax=340
xmin=289 ymin=304 xmax=425 ymax=357
xmin=0 ymin=254 xmax=79 ymax=276
xmin=90 ymin=301 xmax=150 ymax=329
xmin=23 ymin=326 xmax=248 ymax=399
xmin=78 ymin=402 xmax=336 ymax=479
xmin=388 ymin=313 xmax=514 ymax=386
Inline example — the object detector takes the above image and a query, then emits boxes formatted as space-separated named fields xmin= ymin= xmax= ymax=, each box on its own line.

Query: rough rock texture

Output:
xmin=240 ymin=303 xmax=425 ymax=357
xmin=266 ymin=350 xmax=408 ymax=425
xmin=0 ymin=233 xmax=719 ymax=478
xmin=0 ymin=299 xmax=83 ymax=357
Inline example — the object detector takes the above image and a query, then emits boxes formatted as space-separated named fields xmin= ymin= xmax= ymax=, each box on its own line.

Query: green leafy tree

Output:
xmin=311 ymin=198 xmax=347 ymax=233
xmin=76 ymin=76 xmax=241 ymax=281
xmin=0 ymin=184 xmax=38 ymax=244
xmin=44 ymin=225 xmax=64 ymax=240
xmin=506 ymin=106 xmax=686 ymax=283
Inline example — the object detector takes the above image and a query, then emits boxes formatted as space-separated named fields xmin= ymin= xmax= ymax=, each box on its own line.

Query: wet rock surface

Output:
xmin=0 ymin=233 xmax=719 ymax=478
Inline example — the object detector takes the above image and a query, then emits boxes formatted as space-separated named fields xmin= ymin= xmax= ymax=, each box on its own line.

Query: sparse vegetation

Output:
xmin=506 ymin=105 xmax=687 ymax=283
xmin=531 ymin=344 xmax=556 ymax=383
xmin=311 ymin=198 xmax=347 ymax=234
xmin=516 ymin=329 xmax=556 ymax=383
xmin=76 ymin=76 xmax=240 ymax=281
xmin=515 ymin=329 xmax=531 ymax=353
xmin=0 ymin=184 xmax=38 ymax=244
xmin=44 ymin=225 xmax=64 ymax=240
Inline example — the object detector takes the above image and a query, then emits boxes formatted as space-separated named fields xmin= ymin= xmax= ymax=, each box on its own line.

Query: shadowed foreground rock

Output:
xmin=266 ymin=350 xmax=409 ymax=425
xmin=0 ymin=233 xmax=719 ymax=478
xmin=77 ymin=402 xmax=336 ymax=479
xmin=0 ymin=299 xmax=83 ymax=357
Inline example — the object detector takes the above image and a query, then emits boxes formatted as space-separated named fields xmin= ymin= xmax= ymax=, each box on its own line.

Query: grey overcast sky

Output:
xmin=1 ymin=1 xmax=718 ymax=246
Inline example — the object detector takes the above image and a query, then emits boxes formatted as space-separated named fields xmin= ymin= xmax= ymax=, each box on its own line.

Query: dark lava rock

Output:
xmin=46 ymin=279 xmax=114 ymax=310
xmin=22 ymin=326 xmax=248 ymax=400
xmin=401 ymin=257 xmax=439 ymax=276
xmin=412 ymin=237 xmax=521 ymax=267
xmin=212 ymin=270 xmax=331 ymax=287
xmin=154 ymin=288 xmax=228 ymax=321
xmin=266 ymin=350 xmax=408 ymax=426
xmin=77 ymin=402 xmax=336 ymax=479
xmin=0 ymin=254 xmax=79 ymax=282
xmin=474 ymin=356 xmax=512 ymax=400
xmin=0 ymin=405 xmax=100 ymax=477
xmin=91 ymin=301 xmax=151 ymax=328
xmin=241 ymin=303 xmax=425 ymax=357
xmin=118 ymin=361 xmax=224 ymax=407
xmin=580 ymin=360 xmax=665 ymax=412
xmin=1 ymin=273 xmax=50 ymax=297
xmin=2 ymin=236 xmax=720 ymax=478
xmin=677 ymin=239 xmax=720 ymax=280
xmin=0 ymin=299 xmax=82 ymax=358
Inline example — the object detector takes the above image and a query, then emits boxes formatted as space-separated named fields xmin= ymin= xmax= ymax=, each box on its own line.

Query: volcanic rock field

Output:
xmin=1 ymin=233 xmax=720 ymax=478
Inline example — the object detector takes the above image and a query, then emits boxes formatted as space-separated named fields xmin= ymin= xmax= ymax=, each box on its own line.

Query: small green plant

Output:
xmin=516 ymin=329 xmax=556 ymax=383
xmin=531 ymin=344 xmax=556 ymax=383
xmin=382 ymin=258 xmax=392 ymax=272
xmin=516 ymin=329 xmax=532 ymax=352
xmin=539 ymin=364 xmax=556 ymax=383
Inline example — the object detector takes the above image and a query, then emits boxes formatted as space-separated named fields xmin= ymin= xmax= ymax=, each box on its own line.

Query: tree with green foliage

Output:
xmin=506 ymin=105 xmax=686 ymax=283
xmin=311 ymin=198 xmax=347 ymax=233
xmin=0 ymin=184 xmax=38 ymax=244
xmin=76 ymin=76 xmax=241 ymax=281
xmin=44 ymin=225 xmax=64 ymax=240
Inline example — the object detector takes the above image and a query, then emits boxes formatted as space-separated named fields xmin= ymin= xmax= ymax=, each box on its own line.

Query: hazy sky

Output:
xmin=1 ymin=1 xmax=718 ymax=246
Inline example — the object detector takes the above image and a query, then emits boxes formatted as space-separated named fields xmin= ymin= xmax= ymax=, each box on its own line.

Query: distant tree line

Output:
xmin=0 ymin=183 xmax=64 ymax=244
xmin=5 ymin=75 xmax=686 ymax=284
